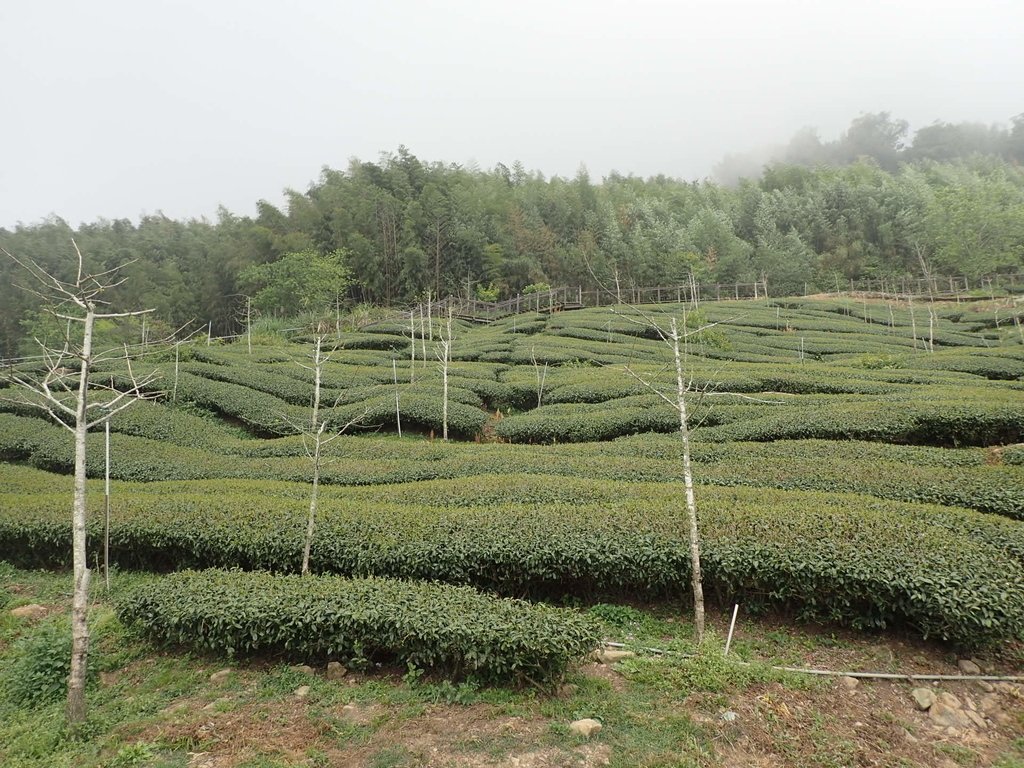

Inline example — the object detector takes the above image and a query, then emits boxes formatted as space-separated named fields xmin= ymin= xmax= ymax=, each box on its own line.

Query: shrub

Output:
xmin=0 ymin=618 xmax=72 ymax=708
xmin=118 ymin=569 xmax=599 ymax=684
xmin=5 ymin=474 xmax=1023 ymax=646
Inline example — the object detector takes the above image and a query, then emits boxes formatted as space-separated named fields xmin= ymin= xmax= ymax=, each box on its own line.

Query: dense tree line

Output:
xmin=2 ymin=113 xmax=1023 ymax=356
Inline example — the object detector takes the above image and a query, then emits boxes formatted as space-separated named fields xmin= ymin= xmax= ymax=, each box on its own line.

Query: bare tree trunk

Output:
xmin=301 ymin=428 xmax=323 ymax=576
xmin=409 ymin=312 xmax=416 ymax=384
xmin=4 ymin=240 xmax=159 ymax=730
xmin=427 ymin=291 xmax=434 ymax=341
xmin=172 ymin=342 xmax=180 ymax=403
xmin=104 ymin=418 xmax=111 ymax=591
xmin=393 ymin=358 xmax=402 ymax=438
xmin=909 ymin=296 xmax=919 ymax=351
xmin=670 ymin=316 xmax=705 ymax=645
xmin=419 ymin=306 xmax=427 ymax=369
xmin=532 ymin=347 xmax=548 ymax=408
xmin=436 ymin=309 xmax=453 ymax=441
xmin=67 ymin=307 xmax=94 ymax=727
xmin=301 ymin=335 xmax=324 ymax=575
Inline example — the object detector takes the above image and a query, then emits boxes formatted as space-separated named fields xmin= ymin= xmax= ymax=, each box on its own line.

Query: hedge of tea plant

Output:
xmin=5 ymin=472 xmax=1024 ymax=646
xmin=2 ymin=414 xmax=1020 ymax=518
xmin=117 ymin=569 xmax=600 ymax=683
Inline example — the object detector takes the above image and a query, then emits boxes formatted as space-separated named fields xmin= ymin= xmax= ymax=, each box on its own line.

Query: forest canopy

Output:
xmin=2 ymin=112 xmax=1023 ymax=356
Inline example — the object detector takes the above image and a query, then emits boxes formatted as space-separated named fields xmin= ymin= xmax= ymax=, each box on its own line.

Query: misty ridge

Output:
xmin=1 ymin=110 xmax=1023 ymax=358
xmin=713 ymin=111 xmax=1024 ymax=185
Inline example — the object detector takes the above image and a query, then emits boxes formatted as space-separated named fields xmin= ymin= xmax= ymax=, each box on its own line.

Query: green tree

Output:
xmin=240 ymin=249 xmax=351 ymax=317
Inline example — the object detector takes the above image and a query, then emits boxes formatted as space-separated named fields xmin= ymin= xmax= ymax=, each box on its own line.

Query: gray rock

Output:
xmin=964 ymin=710 xmax=988 ymax=730
xmin=957 ymin=658 xmax=982 ymax=675
xmin=597 ymin=649 xmax=635 ymax=664
xmin=720 ymin=711 xmax=739 ymax=722
xmin=928 ymin=702 xmax=971 ymax=729
xmin=911 ymin=687 xmax=936 ymax=711
xmin=291 ymin=664 xmax=315 ymax=675
xmin=569 ymin=718 xmax=602 ymax=738
xmin=977 ymin=680 xmax=995 ymax=693
xmin=838 ymin=676 xmax=859 ymax=690
xmin=202 ymin=697 xmax=231 ymax=712
xmin=10 ymin=604 xmax=47 ymax=620
xmin=326 ymin=661 xmax=347 ymax=680
xmin=979 ymin=694 xmax=1002 ymax=715
xmin=209 ymin=669 xmax=233 ymax=684
xmin=294 ymin=685 xmax=311 ymax=699
xmin=900 ymin=727 xmax=919 ymax=744
xmin=937 ymin=691 xmax=962 ymax=709
xmin=339 ymin=702 xmax=378 ymax=725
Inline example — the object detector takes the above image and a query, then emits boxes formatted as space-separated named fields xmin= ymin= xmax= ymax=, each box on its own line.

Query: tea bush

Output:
xmin=118 ymin=569 xmax=599 ymax=683
xmin=5 ymin=475 xmax=1024 ymax=646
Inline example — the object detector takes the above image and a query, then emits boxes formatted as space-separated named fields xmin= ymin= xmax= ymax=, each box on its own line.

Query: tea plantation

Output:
xmin=2 ymin=295 xmax=1023 ymax=658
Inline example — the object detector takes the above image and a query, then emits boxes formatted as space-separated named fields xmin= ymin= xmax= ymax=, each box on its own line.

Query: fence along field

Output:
xmin=1 ymin=293 xmax=1023 ymax=655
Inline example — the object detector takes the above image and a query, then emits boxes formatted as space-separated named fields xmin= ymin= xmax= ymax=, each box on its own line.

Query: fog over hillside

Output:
xmin=1 ymin=0 xmax=1022 ymax=226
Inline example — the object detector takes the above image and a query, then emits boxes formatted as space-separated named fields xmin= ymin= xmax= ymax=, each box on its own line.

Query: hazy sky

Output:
xmin=2 ymin=0 xmax=1021 ymax=228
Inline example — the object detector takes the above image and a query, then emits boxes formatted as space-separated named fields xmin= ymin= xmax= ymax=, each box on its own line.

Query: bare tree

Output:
xmin=614 ymin=306 xmax=780 ymax=646
xmin=2 ymin=240 xmax=158 ymax=726
xmin=408 ymin=310 xmax=417 ymax=384
xmin=234 ymin=294 xmax=256 ymax=355
xmin=392 ymin=357 xmax=402 ymax=438
xmin=531 ymin=346 xmax=548 ymax=408
xmin=616 ymin=310 xmax=707 ymax=642
xmin=287 ymin=329 xmax=366 ymax=575
xmin=434 ymin=308 xmax=454 ymax=441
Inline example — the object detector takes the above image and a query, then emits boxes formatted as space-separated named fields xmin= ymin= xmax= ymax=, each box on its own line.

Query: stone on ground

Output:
xmin=596 ymin=649 xmax=635 ymax=664
xmin=209 ymin=669 xmax=233 ymax=684
xmin=10 ymin=604 xmax=47 ymax=620
xmin=569 ymin=718 xmax=603 ymax=738
xmin=911 ymin=688 xmax=936 ymax=711
xmin=956 ymin=658 xmax=982 ymax=675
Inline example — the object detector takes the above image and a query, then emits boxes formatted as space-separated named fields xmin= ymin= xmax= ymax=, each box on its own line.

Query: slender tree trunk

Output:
xmin=172 ymin=342 xmax=180 ymax=403
xmin=438 ymin=309 xmax=453 ymax=441
xmin=68 ymin=308 xmax=94 ymax=726
xmin=301 ymin=431 xmax=322 ymax=576
xmin=427 ymin=291 xmax=433 ymax=341
xmin=670 ymin=316 xmax=705 ymax=645
xmin=409 ymin=313 xmax=416 ymax=384
xmin=393 ymin=358 xmax=402 ymax=438
xmin=909 ymin=296 xmax=919 ymax=351
xmin=310 ymin=336 xmax=322 ymax=431
xmin=419 ymin=307 xmax=427 ymax=368
xmin=301 ymin=336 xmax=324 ymax=575
xmin=104 ymin=419 xmax=110 ymax=591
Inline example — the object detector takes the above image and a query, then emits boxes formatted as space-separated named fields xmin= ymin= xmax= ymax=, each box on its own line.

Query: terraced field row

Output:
xmin=1 ymin=295 xmax=1022 ymax=647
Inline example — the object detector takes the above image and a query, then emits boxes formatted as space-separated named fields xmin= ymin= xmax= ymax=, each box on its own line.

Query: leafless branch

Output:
xmin=623 ymin=365 xmax=679 ymax=411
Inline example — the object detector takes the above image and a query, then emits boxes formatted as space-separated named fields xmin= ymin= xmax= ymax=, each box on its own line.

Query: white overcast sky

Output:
xmin=1 ymin=0 xmax=1021 ymax=228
